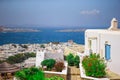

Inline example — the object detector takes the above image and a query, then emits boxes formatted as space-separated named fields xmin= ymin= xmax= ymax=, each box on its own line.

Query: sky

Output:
xmin=0 ymin=0 xmax=120 ymax=28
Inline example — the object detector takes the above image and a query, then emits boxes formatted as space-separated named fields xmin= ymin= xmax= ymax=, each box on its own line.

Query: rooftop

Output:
xmin=86 ymin=29 xmax=120 ymax=35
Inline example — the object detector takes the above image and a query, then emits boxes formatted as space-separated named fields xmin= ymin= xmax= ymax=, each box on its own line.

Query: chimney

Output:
xmin=108 ymin=18 xmax=118 ymax=30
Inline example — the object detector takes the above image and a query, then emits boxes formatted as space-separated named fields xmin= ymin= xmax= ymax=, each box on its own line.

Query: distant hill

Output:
xmin=0 ymin=26 xmax=4 ymax=32
xmin=55 ymin=28 xmax=86 ymax=32
xmin=0 ymin=26 xmax=40 ymax=32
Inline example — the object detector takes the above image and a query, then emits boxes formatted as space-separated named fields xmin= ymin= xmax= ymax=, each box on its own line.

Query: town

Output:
xmin=0 ymin=40 xmax=84 ymax=67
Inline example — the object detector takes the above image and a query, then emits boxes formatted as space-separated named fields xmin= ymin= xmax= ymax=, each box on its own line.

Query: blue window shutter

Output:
xmin=105 ymin=44 xmax=111 ymax=60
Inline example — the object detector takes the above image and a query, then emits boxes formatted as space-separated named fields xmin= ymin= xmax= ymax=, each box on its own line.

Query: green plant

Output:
xmin=66 ymin=53 xmax=74 ymax=66
xmin=54 ymin=61 xmax=65 ymax=72
xmin=82 ymin=53 xmax=106 ymax=78
xmin=19 ymin=44 xmax=28 ymax=49
xmin=0 ymin=60 xmax=5 ymax=63
xmin=74 ymin=55 xmax=80 ymax=68
xmin=64 ymin=55 xmax=67 ymax=61
xmin=45 ymin=76 xmax=64 ymax=80
xmin=40 ymin=44 xmax=45 ymax=48
xmin=66 ymin=53 xmax=80 ymax=67
xmin=41 ymin=59 xmax=56 ymax=70
xmin=15 ymin=67 xmax=45 ymax=80
xmin=6 ymin=52 xmax=36 ymax=64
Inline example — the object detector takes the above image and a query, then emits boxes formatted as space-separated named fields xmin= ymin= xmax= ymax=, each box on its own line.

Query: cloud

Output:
xmin=80 ymin=9 xmax=100 ymax=15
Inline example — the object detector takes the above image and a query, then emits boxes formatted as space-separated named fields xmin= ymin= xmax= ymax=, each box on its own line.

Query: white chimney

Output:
xmin=108 ymin=18 xmax=118 ymax=30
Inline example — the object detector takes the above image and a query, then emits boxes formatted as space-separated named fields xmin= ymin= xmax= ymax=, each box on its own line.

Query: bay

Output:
xmin=0 ymin=29 xmax=84 ymax=45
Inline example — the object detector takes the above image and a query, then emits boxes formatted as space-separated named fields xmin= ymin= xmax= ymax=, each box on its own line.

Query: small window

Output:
xmin=105 ymin=44 xmax=111 ymax=61
xmin=88 ymin=40 xmax=92 ymax=49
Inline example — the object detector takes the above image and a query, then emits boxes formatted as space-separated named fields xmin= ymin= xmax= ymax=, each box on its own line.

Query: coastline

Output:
xmin=55 ymin=29 xmax=86 ymax=32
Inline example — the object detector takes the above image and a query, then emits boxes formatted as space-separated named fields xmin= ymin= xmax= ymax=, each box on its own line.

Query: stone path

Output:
xmin=106 ymin=70 xmax=120 ymax=80
xmin=67 ymin=66 xmax=83 ymax=80
xmin=67 ymin=66 xmax=120 ymax=80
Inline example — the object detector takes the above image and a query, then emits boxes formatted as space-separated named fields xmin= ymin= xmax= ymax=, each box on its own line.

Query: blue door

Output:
xmin=105 ymin=44 xmax=111 ymax=60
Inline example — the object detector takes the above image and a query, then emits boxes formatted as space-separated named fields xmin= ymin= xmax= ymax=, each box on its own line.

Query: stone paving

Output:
xmin=67 ymin=66 xmax=120 ymax=80
xmin=67 ymin=66 xmax=83 ymax=80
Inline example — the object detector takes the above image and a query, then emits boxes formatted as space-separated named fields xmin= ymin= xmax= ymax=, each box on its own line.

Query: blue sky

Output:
xmin=0 ymin=0 xmax=120 ymax=28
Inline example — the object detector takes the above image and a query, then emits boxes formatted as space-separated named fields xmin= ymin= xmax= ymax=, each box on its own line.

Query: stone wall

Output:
xmin=45 ymin=52 xmax=64 ymax=61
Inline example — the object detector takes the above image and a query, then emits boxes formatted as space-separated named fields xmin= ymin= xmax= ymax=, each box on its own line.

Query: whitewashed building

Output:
xmin=36 ymin=49 xmax=64 ymax=67
xmin=85 ymin=18 xmax=120 ymax=75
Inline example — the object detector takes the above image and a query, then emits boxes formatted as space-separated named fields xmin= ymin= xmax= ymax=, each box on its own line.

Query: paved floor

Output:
xmin=67 ymin=66 xmax=83 ymax=80
xmin=67 ymin=66 xmax=120 ymax=80
xmin=106 ymin=70 xmax=120 ymax=80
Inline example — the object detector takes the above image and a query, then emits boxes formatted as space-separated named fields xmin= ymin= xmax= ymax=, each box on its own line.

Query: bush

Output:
xmin=64 ymin=55 xmax=67 ymax=61
xmin=66 ymin=53 xmax=80 ymax=67
xmin=82 ymin=53 xmax=106 ymax=78
xmin=41 ymin=59 xmax=56 ymax=71
xmin=15 ymin=67 xmax=45 ymax=80
xmin=67 ymin=53 xmax=74 ymax=66
xmin=54 ymin=61 xmax=65 ymax=72
xmin=74 ymin=55 xmax=80 ymax=68
xmin=6 ymin=52 xmax=36 ymax=64
xmin=0 ymin=60 xmax=5 ymax=64
xmin=40 ymin=44 xmax=45 ymax=48
xmin=45 ymin=76 xmax=64 ymax=80
xmin=19 ymin=44 xmax=28 ymax=49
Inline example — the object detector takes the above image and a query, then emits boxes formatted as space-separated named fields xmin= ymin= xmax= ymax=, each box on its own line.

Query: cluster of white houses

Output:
xmin=0 ymin=18 xmax=120 ymax=79
xmin=35 ymin=18 xmax=120 ymax=79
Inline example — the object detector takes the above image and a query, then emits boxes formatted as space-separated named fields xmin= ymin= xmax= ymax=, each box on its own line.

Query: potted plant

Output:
xmin=41 ymin=59 xmax=56 ymax=71
xmin=82 ymin=53 xmax=106 ymax=78
xmin=66 ymin=53 xmax=80 ymax=67
xmin=66 ymin=53 xmax=75 ymax=66
xmin=54 ymin=61 xmax=65 ymax=72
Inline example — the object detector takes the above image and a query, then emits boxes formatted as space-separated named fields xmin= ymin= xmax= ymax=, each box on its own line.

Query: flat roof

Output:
xmin=85 ymin=29 xmax=120 ymax=35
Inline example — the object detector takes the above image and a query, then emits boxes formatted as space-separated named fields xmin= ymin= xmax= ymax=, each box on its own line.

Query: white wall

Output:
xmin=100 ymin=33 xmax=120 ymax=75
xmin=85 ymin=30 xmax=120 ymax=75
xmin=85 ymin=30 xmax=100 ymax=55
xmin=36 ymin=50 xmax=64 ymax=67
xmin=36 ymin=51 xmax=44 ymax=67
xmin=45 ymin=52 xmax=64 ymax=61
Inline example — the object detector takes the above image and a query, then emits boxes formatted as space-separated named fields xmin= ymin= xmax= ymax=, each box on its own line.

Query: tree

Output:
xmin=40 ymin=44 xmax=45 ymax=48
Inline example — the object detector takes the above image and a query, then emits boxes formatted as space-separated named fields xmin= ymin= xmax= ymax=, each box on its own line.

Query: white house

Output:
xmin=85 ymin=18 xmax=120 ymax=75
xmin=36 ymin=49 xmax=64 ymax=67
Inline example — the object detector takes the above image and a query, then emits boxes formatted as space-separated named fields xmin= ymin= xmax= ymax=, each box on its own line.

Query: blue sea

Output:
xmin=0 ymin=28 xmax=85 ymax=45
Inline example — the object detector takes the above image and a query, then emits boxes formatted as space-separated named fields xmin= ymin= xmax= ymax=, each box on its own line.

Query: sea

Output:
xmin=0 ymin=28 xmax=85 ymax=45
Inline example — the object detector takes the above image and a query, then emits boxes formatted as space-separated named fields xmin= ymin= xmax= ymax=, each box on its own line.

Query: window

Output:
xmin=88 ymin=38 xmax=97 ymax=54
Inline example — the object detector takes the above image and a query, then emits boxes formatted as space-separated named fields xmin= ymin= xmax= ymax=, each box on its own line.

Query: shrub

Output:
xmin=64 ymin=55 xmax=67 ymax=61
xmin=82 ymin=53 xmax=106 ymax=78
xmin=66 ymin=53 xmax=80 ymax=67
xmin=41 ymin=59 xmax=56 ymax=71
xmin=45 ymin=76 xmax=64 ymax=80
xmin=6 ymin=52 xmax=36 ymax=64
xmin=66 ymin=53 xmax=74 ymax=66
xmin=19 ymin=44 xmax=28 ymax=49
xmin=74 ymin=55 xmax=80 ymax=68
xmin=54 ymin=61 xmax=65 ymax=72
xmin=0 ymin=60 xmax=5 ymax=64
xmin=40 ymin=44 xmax=45 ymax=48
xmin=15 ymin=67 xmax=45 ymax=80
